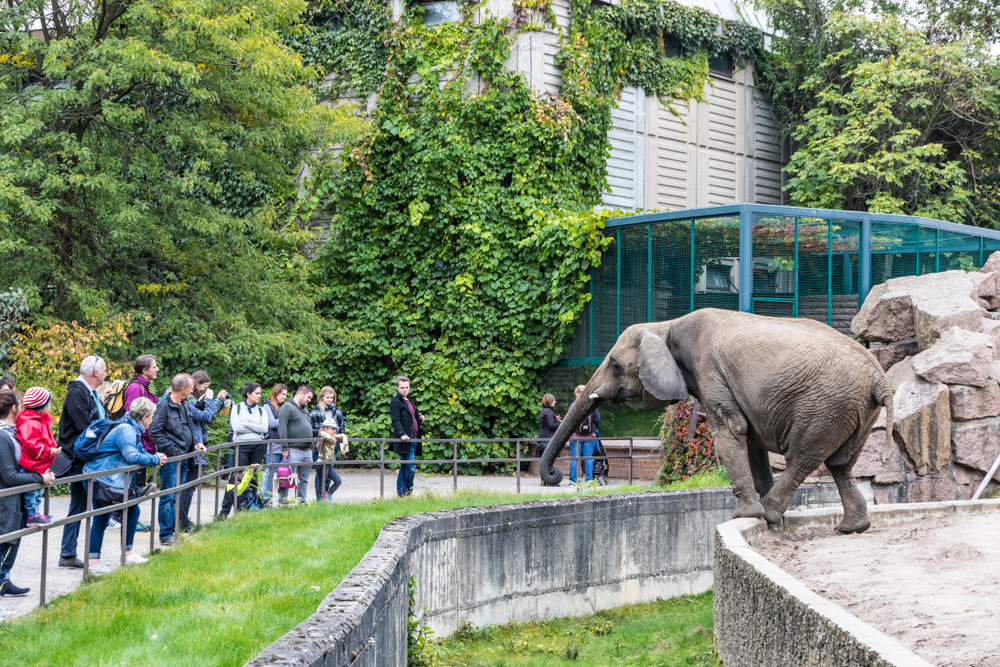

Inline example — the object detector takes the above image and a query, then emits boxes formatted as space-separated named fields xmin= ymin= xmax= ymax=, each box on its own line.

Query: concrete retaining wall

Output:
xmin=248 ymin=488 xmax=737 ymax=667
xmin=714 ymin=500 xmax=1000 ymax=667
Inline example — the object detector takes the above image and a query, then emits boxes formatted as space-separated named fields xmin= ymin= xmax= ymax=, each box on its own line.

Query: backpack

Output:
xmin=100 ymin=380 xmax=137 ymax=421
xmin=74 ymin=419 xmax=120 ymax=461
xmin=578 ymin=414 xmax=594 ymax=436
xmin=276 ymin=465 xmax=293 ymax=490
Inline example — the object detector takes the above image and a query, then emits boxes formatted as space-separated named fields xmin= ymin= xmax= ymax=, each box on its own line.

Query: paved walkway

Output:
xmin=2 ymin=469 xmax=640 ymax=617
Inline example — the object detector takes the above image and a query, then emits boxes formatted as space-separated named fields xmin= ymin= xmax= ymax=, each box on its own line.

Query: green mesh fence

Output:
xmin=565 ymin=210 xmax=1000 ymax=363
xmin=591 ymin=231 xmax=618 ymax=358
xmin=693 ymin=215 xmax=740 ymax=312
xmin=651 ymin=220 xmax=692 ymax=322
xmin=871 ymin=223 xmax=919 ymax=287
xmin=751 ymin=213 xmax=797 ymax=318
xmin=619 ymin=225 xmax=649 ymax=331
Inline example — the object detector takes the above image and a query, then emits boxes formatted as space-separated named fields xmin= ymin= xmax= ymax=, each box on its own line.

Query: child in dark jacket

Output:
xmin=15 ymin=388 xmax=59 ymax=527
xmin=536 ymin=393 xmax=561 ymax=460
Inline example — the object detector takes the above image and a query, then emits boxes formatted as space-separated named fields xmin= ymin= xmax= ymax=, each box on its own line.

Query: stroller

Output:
xmin=591 ymin=430 xmax=609 ymax=486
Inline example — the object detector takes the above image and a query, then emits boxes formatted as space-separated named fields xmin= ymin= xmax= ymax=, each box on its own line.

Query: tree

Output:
xmin=757 ymin=0 xmax=1000 ymax=225
xmin=0 ymin=0 xmax=367 ymax=383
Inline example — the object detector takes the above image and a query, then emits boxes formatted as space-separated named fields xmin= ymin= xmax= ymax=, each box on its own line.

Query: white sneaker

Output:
xmin=125 ymin=553 xmax=148 ymax=565
xmin=108 ymin=518 xmax=121 ymax=529
xmin=89 ymin=564 xmax=112 ymax=575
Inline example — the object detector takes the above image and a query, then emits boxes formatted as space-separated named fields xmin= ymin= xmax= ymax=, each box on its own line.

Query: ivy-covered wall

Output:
xmin=295 ymin=0 xmax=764 ymax=463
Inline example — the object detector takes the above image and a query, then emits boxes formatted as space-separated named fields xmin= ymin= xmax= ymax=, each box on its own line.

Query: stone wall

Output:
xmin=247 ymin=487 xmax=849 ymax=667
xmin=714 ymin=501 xmax=1000 ymax=667
xmin=851 ymin=262 xmax=1000 ymax=503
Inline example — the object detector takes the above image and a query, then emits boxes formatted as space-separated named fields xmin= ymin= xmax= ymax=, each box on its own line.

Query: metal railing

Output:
xmin=0 ymin=436 xmax=661 ymax=607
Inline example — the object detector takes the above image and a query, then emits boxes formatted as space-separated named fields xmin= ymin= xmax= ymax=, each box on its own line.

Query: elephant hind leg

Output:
xmin=826 ymin=426 xmax=872 ymax=534
xmin=747 ymin=444 xmax=774 ymax=498
xmin=711 ymin=424 xmax=765 ymax=520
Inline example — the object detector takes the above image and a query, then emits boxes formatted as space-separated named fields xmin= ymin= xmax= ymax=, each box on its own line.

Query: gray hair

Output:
xmin=80 ymin=355 xmax=105 ymax=376
xmin=170 ymin=373 xmax=193 ymax=391
xmin=129 ymin=397 xmax=156 ymax=421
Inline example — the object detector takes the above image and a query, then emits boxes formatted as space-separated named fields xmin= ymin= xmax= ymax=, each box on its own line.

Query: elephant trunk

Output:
xmin=539 ymin=390 xmax=603 ymax=486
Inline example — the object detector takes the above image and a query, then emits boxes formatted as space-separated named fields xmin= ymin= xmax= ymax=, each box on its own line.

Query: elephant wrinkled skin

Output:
xmin=541 ymin=309 xmax=893 ymax=534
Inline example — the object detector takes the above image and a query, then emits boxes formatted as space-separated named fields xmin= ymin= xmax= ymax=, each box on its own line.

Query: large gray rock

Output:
xmin=852 ymin=271 xmax=981 ymax=349
xmin=853 ymin=427 xmax=904 ymax=483
xmin=981 ymin=318 xmax=1000 ymax=348
xmin=951 ymin=417 xmax=1000 ymax=482
xmin=872 ymin=339 xmax=918 ymax=371
xmin=950 ymin=380 xmax=1000 ymax=421
xmin=885 ymin=356 xmax=916 ymax=392
xmin=911 ymin=326 xmax=996 ymax=387
xmin=967 ymin=271 xmax=998 ymax=299
xmin=979 ymin=250 xmax=1000 ymax=275
xmin=910 ymin=271 xmax=982 ymax=349
xmin=893 ymin=379 xmax=951 ymax=476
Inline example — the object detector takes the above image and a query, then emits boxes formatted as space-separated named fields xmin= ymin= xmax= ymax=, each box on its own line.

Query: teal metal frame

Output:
xmin=561 ymin=203 xmax=1000 ymax=366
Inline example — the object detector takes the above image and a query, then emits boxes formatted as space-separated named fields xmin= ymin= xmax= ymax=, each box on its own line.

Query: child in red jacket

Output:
xmin=16 ymin=387 xmax=60 ymax=527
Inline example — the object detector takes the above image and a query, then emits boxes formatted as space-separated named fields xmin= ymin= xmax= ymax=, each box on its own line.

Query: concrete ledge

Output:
xmin=714 ymin=500 xmax=1000 ymax=667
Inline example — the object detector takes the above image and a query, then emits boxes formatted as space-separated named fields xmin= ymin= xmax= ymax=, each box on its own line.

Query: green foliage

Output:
xmin=657 ymin=399 xmax=719 ymax=484
xmin=0 ymin=288 xmax=28 ymax=368
xmin=281 ymin=0 xmax=392 ymax=99
xmin=437 ymin=593 xmax=715 ymax=666
xmin=0 ymin=0 xmax=367 ymax=387
xmin=756 ymin=0 xmax=1000 ymax=226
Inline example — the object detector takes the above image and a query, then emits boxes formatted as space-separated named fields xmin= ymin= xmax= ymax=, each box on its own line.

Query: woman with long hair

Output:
xmin=262 ymin=383 xmax=288 ymax=499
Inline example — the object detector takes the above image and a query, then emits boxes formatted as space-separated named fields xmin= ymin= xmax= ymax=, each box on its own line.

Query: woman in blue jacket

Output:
xmin=84 ymin=398 xmax=166 ymax=573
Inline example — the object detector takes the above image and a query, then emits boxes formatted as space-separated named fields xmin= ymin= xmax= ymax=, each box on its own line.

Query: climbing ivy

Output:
xmin=300 ymin=0 xmax=763 ymax=464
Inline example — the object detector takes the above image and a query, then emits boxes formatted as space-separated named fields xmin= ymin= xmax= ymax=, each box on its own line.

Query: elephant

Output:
xmin=540 ymin=308 xmax=893 ymax=534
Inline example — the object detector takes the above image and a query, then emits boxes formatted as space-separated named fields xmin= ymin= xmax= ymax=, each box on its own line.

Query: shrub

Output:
xmin=656 ymin=399 xmax=718 ymax=484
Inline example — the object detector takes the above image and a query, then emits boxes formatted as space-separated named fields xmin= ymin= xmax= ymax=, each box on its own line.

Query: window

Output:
xmin=708 ymin=52 xmax=734 ymax=77
xmin=420 ymin=0 xmax=459 ymax=25
xmin=662 ymin=36 xmax=682 ymax=58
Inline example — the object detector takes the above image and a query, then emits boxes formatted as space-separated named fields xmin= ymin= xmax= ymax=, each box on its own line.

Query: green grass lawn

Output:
xmin=434 ymin=592 xmax=716 ymax=667
xmin=0 ymin=480 xmax=728 ymax=666
xmin=598 ymin=408 xmax=663 ymax=438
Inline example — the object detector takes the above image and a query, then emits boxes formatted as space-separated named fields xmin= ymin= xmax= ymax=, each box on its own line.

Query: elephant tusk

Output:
xmin=589 ymin=392 xmax=600 ymax=400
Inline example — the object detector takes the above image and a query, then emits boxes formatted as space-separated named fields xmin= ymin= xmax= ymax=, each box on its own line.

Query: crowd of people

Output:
xmin=0 ymin=353 xmax=359 ymax=598
xmin=0 ymin=357 xmax=599 ymax=601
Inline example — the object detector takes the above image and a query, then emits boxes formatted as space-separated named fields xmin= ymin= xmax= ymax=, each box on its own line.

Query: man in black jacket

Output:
xmin=150 ymin=374 xmax=204 ymax=546
xmin=57 ymin=355 xmax=106 ymax=569
xmin=388 ymin=376 xmax=424 ymax=497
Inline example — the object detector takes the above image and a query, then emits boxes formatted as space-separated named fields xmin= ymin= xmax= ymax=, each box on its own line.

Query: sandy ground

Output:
xmin=0 ymin=469 xmax=636 ymax=618
xmin=753 ymin=511 xmax=1000 ymax=667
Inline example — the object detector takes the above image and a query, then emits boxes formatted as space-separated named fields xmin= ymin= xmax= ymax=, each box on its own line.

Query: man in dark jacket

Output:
xmin=150 ymin=374 xmax=204 ymax=546
xmin=388 ymin=376 xmax=424 ymax=497
xmin=57 ymin=354 xmax=106 ymax=569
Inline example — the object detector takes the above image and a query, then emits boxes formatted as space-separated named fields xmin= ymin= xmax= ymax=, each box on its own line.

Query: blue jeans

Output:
xmin=0 ymin=540 xmax=18 ymax=583
xmin=569 ymin=440 xmax=597 ymax=482
xmin=90 ymin=500 xmax=139 ymax=559
xmin=158 ymin=459 xmax=189 ymax=541
xmin=315 ymin=452 xmax=343 ymax=498
xmin=21 ymin=467 xmax=41 ymax=516
xmin=396 ymin=443 xmax=416 ymax=497
xmin=60 ymin=478 xmax=88 ymax=559
xmin=262 ymin=452 xmax=282 ymax=496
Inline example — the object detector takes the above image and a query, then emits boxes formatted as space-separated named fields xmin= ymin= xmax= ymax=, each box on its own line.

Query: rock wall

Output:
xmin=851 ymin=259 xmax=1000 ymax=503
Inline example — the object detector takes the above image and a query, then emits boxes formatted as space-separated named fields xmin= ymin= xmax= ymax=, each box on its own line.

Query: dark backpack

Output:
xmin=578 ymin=414 xmax=594 ymax=436
xmin=74 ymin=419 xmax=120 ymax=462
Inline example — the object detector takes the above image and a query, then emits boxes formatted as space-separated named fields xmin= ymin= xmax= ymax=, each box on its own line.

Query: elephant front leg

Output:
xmin=747 ymin=444 xmax=774 ymax=498
xmin=712 ymin=426 xmax=765 ymax=520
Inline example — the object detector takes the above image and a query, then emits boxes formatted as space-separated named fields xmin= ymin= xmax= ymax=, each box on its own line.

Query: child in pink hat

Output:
xmin=16 ymin=387 xmax=60 ymax=527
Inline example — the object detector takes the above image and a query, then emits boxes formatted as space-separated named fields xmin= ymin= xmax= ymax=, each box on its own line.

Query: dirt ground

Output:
xmin=753 ymin=511 xmax=1000 ymax=667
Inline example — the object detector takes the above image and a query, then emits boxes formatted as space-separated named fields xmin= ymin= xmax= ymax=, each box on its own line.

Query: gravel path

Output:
xmin=1 ymin=469 xmax=636 ymax=618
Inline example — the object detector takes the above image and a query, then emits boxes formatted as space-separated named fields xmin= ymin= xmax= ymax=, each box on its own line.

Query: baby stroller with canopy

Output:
xmin=591 ymin=430 xmax=609 ymax=486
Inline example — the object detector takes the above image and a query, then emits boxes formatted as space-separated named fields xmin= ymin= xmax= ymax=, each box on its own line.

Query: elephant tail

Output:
xmin=874 ymin=373 xmax=894 ymax=451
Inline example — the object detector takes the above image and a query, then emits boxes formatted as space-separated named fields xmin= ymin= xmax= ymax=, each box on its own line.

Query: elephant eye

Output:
xmin=610 ymin=359 xmax=623 ymax=375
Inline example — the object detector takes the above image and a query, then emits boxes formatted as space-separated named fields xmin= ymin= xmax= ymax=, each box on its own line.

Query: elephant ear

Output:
xmin=637 ymin=329 xmax=688 ymax=402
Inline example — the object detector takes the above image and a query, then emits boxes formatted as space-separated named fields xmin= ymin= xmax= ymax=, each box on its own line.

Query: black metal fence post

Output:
xmin=197 ymin=457 xmax=203 ymax=526
xmin=149 ymin=463 xmax=158 ymax=552
xmin=628 ymin=437 xmax=634 ymax=486
xmin=40 ymin=485 xmax=49 ymax=606
xmin=516 ymin=440 xmax=521 ymax=495
xmin=452 ymin=441 xmax=458 ymax=492
xmin=379 ymin=441 xmax=385 ymax=499
xmin=83 ymin=480 xmax=93 ymax=578
xmin=121 ymin=470 xmax=130 ymax=566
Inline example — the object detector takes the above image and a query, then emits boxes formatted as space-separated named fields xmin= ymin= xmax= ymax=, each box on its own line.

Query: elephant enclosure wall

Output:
xmin=714 ymin=500 xmax=1000 ymax=667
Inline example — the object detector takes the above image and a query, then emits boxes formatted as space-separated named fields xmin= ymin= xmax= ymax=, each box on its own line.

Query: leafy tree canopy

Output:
xmin=0 ymin=0 xmax=367 ymax=385
xmin=757 ymin=0 xmax=1000 ymax=225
